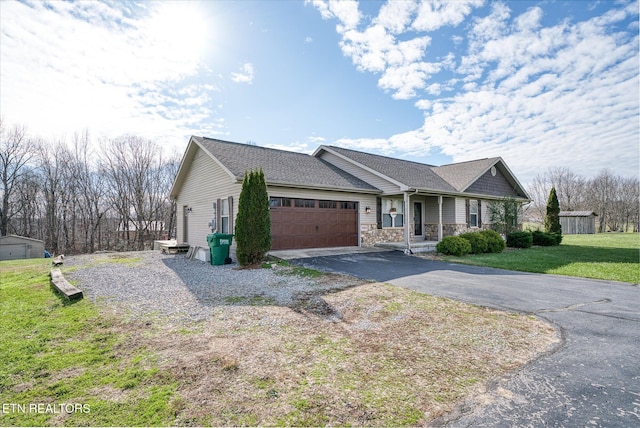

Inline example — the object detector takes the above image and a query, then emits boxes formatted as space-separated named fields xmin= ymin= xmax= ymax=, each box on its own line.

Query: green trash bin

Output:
xmin=207 ymin=233 xmax=234 ymax=266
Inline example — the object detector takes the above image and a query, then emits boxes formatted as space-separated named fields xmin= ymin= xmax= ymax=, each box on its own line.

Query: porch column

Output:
xmin=404 ymin=192 xmax=410 ymax=247
xmin=438 ymin=196 xmax=443 ymax=241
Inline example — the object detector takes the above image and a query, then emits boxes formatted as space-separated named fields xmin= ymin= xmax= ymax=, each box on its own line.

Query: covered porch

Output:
xmin=360 ymin=190 xmax=474 ymax=252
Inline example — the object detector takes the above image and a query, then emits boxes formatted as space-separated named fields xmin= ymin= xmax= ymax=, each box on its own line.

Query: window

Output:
xmin=220 ymin=199 xmax=230 ymax=233
xmin=319 ymin=200 xmax=337 ymax=209
xmin=469 ymin=200 xmax=478 ymax=228
xmin=294 ymin=198 xmax=315 ymax=208
xmin=382 ymin=198 xmax=404 ymax=228
xmin=269 ymin=197 xmax=292 ymax=207
xmin=340 ymin=201 xmax=357 ymax=210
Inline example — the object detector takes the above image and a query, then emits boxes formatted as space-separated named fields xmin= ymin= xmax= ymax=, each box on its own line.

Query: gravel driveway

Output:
xmin=66 ymin=251 xmax=360 ymax=325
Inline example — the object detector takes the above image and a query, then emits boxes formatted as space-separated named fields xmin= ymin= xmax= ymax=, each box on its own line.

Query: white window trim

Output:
xmin=220 ymin=199 xmax=230 ymax=234
xmin=469 ymin=199 xmax=478 ymax=228
xmin=382 ymin=198 xmax=404 ymax=228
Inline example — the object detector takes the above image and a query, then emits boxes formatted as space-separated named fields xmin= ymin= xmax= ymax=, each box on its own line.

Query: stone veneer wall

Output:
xmin=361 ymin=223 xmax=498 ymax=246
xmin=423 ymin=224 xmax=489 ymax=240
xmin=361 ymin=224 xmax=404 ymax=247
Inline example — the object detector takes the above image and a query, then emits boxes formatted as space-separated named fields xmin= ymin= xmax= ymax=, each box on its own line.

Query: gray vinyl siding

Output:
xmin=424 ymin=196 xmax=439 ymax=223
xmin=455 ymin=198 xmax=467 ymax=224
xmin=318 ymin=151 xmax=400 ymax=194
xmin=176 ymin=147 xmax=241 ymax=249
xmin=466 ymin=168 xmax=519 ymax=197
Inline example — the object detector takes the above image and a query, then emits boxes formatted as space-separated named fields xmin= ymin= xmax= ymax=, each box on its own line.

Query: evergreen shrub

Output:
xmin=506 ymin=231 xmax=532 ymax=248
xmin=436 ymin=236 xmax=472 ymax=256
xmin=235 ymin=169 xmax=271 ymax=266
xmin=480 ymin=229 xmax=506 ymax=253
xmin=459 ymin=232 xmax=488 ymax=254
xmin=532 ymin=230 xmax=557 ymax=246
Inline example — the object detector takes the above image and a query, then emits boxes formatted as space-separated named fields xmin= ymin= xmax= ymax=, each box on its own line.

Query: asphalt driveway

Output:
xmin=290 ymin=251 xmax=640 ymax=427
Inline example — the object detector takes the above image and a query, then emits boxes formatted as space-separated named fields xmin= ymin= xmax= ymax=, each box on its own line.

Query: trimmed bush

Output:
xmin=532 ymin=230 xmax=556 ymax=246
xmin=506 ymin=231 xmax=532 ymax=248
xmin=532 ymin=230 xmax=563 ymax=246
xmin=552 ymin=232 xmax=563 ymax=245
xmin=235 ymin=169 xmax=272 ymax=266
xmin=459 ymin=232 xmax=488 ymax=254
xmin=480 ymin=229 xmax=506 ymax=253
xmin=436 ymin=236 xmax=472 ymax=256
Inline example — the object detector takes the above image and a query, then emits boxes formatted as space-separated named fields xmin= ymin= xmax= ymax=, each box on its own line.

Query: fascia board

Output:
xmin=169 ymin=136 xmax=237 ymax=199
xmin=260 ymin=180 xmax=381 ymax=195
xmin=169 ymin=137 xmax=197 ymax=199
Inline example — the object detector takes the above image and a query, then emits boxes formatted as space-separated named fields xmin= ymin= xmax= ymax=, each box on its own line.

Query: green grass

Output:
xmin=444 ymin=233 xmax=639 ymax=283
xmin=0 ymin=258 xmax=179 ymax=426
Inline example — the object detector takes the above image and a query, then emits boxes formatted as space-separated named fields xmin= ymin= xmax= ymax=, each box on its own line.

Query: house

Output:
xmin=0 ymin=235 xmax=45 ymax=261
xmin=169 ymin=137 xmax=530 ymax=255
xmin=559 ymin=211 xmax=598 ymax=234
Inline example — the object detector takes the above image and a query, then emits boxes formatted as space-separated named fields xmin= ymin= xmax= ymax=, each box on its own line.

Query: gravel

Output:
xmin=65 ymin=251 xmax=360 ymax=325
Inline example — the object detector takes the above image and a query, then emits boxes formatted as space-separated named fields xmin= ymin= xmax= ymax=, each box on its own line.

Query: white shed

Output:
xmin=0 ymin=235 xmax=45 ymax=261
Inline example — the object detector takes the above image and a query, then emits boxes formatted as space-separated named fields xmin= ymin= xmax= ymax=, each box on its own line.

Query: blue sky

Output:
xmin=1 ymin=0 xmax=638 ymax=184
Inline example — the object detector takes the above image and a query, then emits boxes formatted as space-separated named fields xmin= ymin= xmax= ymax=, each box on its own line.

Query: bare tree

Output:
xmin=0 ymin=121 xmax=37 ymax=236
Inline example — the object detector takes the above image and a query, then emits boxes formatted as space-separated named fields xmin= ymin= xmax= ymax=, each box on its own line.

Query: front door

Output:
xmin=413 ymin=202 xmax=423 ymax=237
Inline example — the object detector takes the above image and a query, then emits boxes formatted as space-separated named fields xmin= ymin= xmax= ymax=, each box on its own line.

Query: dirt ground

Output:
xmin=73 ymin=254 xmax=559 ymax=426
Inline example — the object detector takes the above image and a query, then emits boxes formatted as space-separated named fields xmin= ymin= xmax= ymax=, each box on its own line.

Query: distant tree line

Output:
xmin=0 ymin=120 xmax=179 ymax=255
xmin=526 ymin=167 xmax=639 ymax=233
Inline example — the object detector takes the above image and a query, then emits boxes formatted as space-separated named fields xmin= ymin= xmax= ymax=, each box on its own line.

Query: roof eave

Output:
xmin=406 ymin=187 xmax=530 ymax=202
xmin=263 ymin=179 xmax=381 ymax=194
xmin=169 ymin=136 xmax=238 ymax=199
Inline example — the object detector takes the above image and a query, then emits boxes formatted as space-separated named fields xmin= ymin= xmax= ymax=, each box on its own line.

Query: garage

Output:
xmin=269 ymin=197 xmax=358 ymax=250
xmin=0 ymin=235 xmax=45 ymax=261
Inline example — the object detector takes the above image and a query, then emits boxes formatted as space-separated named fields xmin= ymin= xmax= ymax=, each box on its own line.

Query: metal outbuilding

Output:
xmin=559 ymin=211 xmax=598 ymax=234
xmin=0 ymin=235 xmax=46 ymax=261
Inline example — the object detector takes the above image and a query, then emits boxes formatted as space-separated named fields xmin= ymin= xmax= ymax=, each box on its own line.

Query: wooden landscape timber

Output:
xmin=50 ymin=269 xmax=83 ymax=300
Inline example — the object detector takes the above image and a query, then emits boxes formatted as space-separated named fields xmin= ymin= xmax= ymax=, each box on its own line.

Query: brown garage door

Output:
xmin=270 ymin=198 xmax=358 ymax=250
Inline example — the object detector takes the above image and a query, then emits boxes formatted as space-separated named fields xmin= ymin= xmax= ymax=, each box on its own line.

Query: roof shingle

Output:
xmin=323 ymin=145 xmax=457 ymax=192
xmin=194 ymin=137 xmax=378 ymax=192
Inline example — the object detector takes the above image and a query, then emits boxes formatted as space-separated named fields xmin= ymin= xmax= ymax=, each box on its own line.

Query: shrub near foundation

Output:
xmin=532 ymin=230 xmax=560 ymax=246
xmin=458 ymin=232 xmax=488 ymax=254
xmin=507 ymin=231 xmax=533 ymax=248
xmin=436 ymin=236 xmax=472 ymax=256
xmin=480 ymin=229 xmax=506 ymax=253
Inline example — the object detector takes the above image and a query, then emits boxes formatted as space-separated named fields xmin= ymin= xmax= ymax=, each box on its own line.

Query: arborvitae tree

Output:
xmin=544 ymin=187 xmax=562 ymax=235
xmin=235 ymin=169 xmax=271 ymax=266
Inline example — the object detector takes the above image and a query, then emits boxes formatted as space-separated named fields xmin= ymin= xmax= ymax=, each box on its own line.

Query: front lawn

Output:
xmin=444 ymin=233 xmax=639 ymax=283
xmin=0 ymin=259 xmax=179 ymax=427
xmin=0 ymin=254 xmax=558 ymax=426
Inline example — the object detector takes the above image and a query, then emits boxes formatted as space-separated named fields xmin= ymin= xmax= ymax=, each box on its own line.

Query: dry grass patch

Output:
xmin=138 ymin=282 xmax=557 ymax=426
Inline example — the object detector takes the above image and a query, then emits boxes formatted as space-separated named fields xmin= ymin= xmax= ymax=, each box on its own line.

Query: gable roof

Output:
xmin=316 ymin=145 xmax=457 ymax=192
xmin=431 ymin=158 xmax=500 ymax=191
xmin=315 ymin=145 xmax=529 ymax=199
xmin=170 ymin=137 xmax=378 ymax=198
xmin=171 ymin=136 xmax=530 ymax=201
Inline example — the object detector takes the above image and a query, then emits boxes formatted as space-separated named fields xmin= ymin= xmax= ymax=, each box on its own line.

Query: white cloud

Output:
xmin=309 ymin=0 xmax=361 ymax=30
xmin=375 ymin=0 xmax=418 ymax=34
xmin=0 ymin=1 xmax=219 ymax=147
xmin=411 ymin=0 xmax=484 ymax=32
xmin=311 ymin=0 xmax=639 ymax=182
xmin=230 ymin=63 xmax=255 ymax=84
